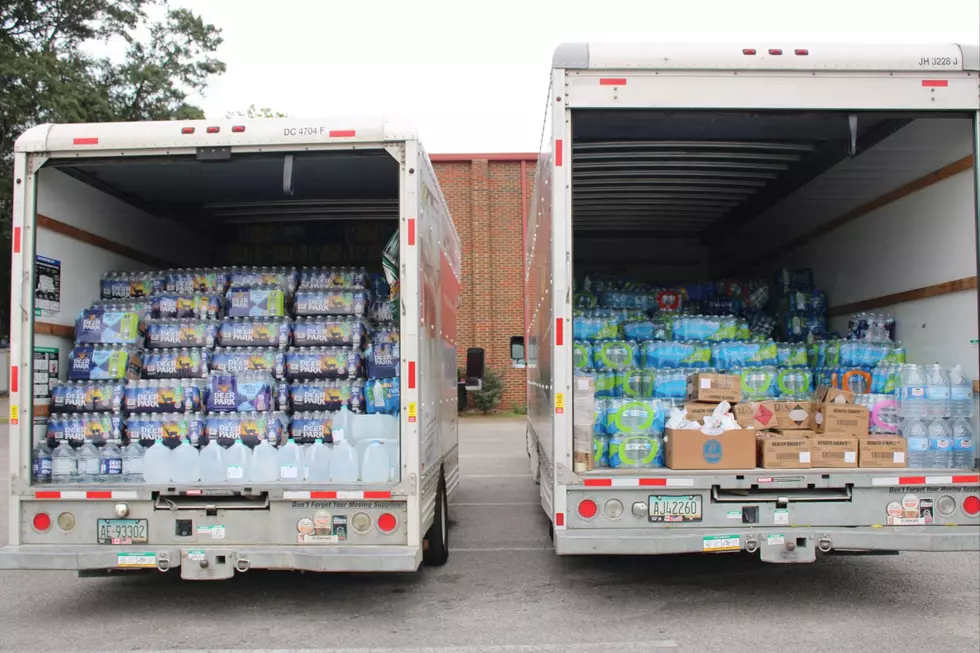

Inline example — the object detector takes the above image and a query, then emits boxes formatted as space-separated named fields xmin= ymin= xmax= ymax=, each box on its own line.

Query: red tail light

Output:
xmin=206 ymin=126 xmax=220 ymax=134
xmin=742 ymin=49 xmax=757 ymax=55
xmin=769 ymin=49 xmax=783 ymax=55
xmin=377 ymin=513 xmax=397 ymax=533
xmin=181 ymin=127 xmax=195 ymax=134
xmin=32 ymin=512 xmax=51 ymax=532
xmin=795 ymin=49 xmax=809 ymax=56
xmin=963 ymin=495 xmax=980 ymax=517
xmin=578 ymin=499 xmax=598 ymax=519
xmin=232 ymin=125 xmax=245 ymax=133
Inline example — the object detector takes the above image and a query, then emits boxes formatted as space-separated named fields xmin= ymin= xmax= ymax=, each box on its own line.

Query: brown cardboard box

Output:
xmin=664 ymin=427 xmax=756 ymax=470
xmin=734 ymin=400 xmax=777 ymax=430
xmin=681 ymin=402 xmax=722 ymax=423
xmin=776 ymin=429 xmax=818 ymax=437
xmin=757 ymin=433 xmax=811 ymax=469
xmin=859 ymin=437 xmax=907 ymax=468
xmin=572 ymin=377 xmax=597 ymax=472
xmin=773 ymin=401 xmax=815 ymax=430
xmin=686 ymin=373 xmax=741 ymax=404
xmin=806 ymin=434 xmax=859 ymax=468
xmin=813 ymin=386 xmax=854 ymax=404
xmin=572 ymin=425 xmax=595 ymax=472
xmin=814 ymin=404 xmax=870 ymax=437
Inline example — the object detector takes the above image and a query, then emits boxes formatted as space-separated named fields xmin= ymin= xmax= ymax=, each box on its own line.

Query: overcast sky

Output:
xmin=175 ymin=0 xmax=979 ymax=153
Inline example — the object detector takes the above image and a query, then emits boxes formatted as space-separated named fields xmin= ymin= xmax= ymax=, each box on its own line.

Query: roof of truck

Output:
xmin=553 ymin=42 xmax=980 ymax=72
xmin=14 ymin=117 xmax=419 ymax=154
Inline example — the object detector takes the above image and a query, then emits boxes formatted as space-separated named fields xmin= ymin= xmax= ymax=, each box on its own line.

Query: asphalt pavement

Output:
xmin=1 ymin=418 xmax=978 ymax=653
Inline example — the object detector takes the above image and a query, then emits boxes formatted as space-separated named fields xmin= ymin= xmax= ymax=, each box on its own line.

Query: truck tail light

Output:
xmin=232 ymin=125 xmax=245 ymax=133
xmin=603 ymin=499 xmax=624 ymax=519
xmin=378 ymin=513 xmax=397 ymax=533
xmin=795 ymin=49 xmax=809 ymax=56
xmin=768 ymin=49 xmax=783 ymax=56
xmin=206 ymin=126 xmax=220 ymax=134
xmin=578 ymin=499 xmax=598 ymax=519
xmin=181 ymin=127 xmax=195 ymax=134
xmin=32 ymin=512 xmax=51 ymax=532
xmin=963 ymin=495 xmax=980 ymax=517
xmin=742 ymin=49 xmax=756 ymax=55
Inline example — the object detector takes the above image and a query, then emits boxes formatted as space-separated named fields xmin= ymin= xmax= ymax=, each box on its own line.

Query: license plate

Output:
xmin=649 ymin=494 xmax=702 ymax=523
xmin=97 ymin=519 xmax=148 ymax=545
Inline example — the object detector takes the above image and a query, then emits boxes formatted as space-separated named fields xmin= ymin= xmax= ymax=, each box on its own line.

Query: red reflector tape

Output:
xmin=638 ymin=478 xmax=668 ymax=486
xmin=363 ymin=491 xmax=393 ymax=499
xmin=556 ymin=318 xmax=563 ymax=346
xmin=329 ymin=130 xmax=356 ymax=138
xmin=72 ymin=137 xmax=99 ymax=145
xmin=12 ymin=227 xmax=20 ymax=254
xmin=85 ymin=491 xmax=113 ymax=499
xmin=407 ymin=218 xmax=416 ymax=246
xmin=599 ymin=78 xmax=627 ymax=86
xmin=555 ymin=139 xmax=563 ymax=167
xmin=953 ymin=475 xmax=980 ymax=484
xmin=408 ymin=361 xmax=416 ymax=390
xmin=583 ymin=478 xmax=612 ymax=487
xmin=286 ymin=490 xmax=394 ymax=500
xmin=922 ymin=80 xmax=948 ymax=87
xmin=555 ymin=512 xmax=565 ymax=527
xmin=898 ymin=476 xmax=927 ymax=485
xmin=10 ymin=366 xmax=17 ymax=393
xmin=34 ymin=491 xmax=61 ymax=500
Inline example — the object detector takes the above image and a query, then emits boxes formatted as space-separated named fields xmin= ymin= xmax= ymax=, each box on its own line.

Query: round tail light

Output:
xmin=962 ymin=495 xmax=980 ymax=517
xmin=32 ymin=512 xmax=52 ymax=532
xmin=377 ymin=513 xmax=397 ymax=533
xmin=578 ymin=499 xmax=598 ymax=519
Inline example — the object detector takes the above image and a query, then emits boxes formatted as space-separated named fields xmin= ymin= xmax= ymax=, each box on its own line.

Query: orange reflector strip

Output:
xmin=922 ymin=80 xmax=948 ymax=87
xmin=72 ymin=137 xmax=99 ymax=145
xmin=329 ymin=130 xmax=356 ymax=137
xmin=599 ymin=78 xmax=627 ymax=86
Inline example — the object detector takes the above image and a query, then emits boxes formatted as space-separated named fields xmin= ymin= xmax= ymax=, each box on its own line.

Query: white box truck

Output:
xmin=2 ymin=118 xmax=480 ymax=578
xmin=515 ymin=42 xmax=980 ymax=562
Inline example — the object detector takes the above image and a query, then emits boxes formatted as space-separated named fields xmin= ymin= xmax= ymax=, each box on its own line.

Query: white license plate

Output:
xmin=649 ymin=494 xmax=702 ymax=523
xmin=97 ymin=519 xmax=148 ymax=545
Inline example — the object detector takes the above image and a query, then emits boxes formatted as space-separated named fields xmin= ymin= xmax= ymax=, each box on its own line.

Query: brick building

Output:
xmin=432 ymin=154 xmax=536 ymax=410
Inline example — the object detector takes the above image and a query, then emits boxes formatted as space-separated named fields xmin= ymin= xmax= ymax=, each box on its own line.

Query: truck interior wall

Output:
xmin=573 ymin=236 xmax=708 ymax=281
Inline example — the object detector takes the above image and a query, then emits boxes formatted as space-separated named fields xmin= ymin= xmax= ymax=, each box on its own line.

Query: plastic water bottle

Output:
xmin=926 ymin=419 xmax=953 ymax=469
xmin=307 ymin=439 xmax=331 ymax=482
xmin=947 ymin=365 xmax=974 ymax=418
xmin=199 ymin=440 xmax=225 ymax=484
xmin=77 ymin=441 xmax=101 ymax=482
xmin=172 ymin=438 xmax=201 ymax=483
xmin=121 ymin=441 xmax=145 ymax=483
xmin=224 ymin=438 xmax=251 ymax=482
xmin=898 ymin=364 xmax=927 ymax=417
xmin=277 ymin=438 xmax=302 ymax=482
xmin=32 ymin=441 xmax=52 ymax=485
xmin=142 ymin=439 xmax=172 ymax=484
xmin=951 ymin=418 xmax=975 ymax=469
xmin=925 ymin=364 xmax=950 ymax=417
xmin=361 ymin=440 xmax=391 ymax=483
xmin=51 ymin=440 xmax=77 ymax=483
xmin=99 ymin=439 xmax=124 ymax=482
xmin=901 ymin=418 xmax=929 ymax=469
xmin=250 ymin=439 xmax=279 ymax=483
xmin=330 ymin=439 xmax=360 ymax=483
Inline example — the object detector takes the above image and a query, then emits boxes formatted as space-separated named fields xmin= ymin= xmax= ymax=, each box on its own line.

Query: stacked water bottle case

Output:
xmin=571 ymin=269 xmax=975 ymax=471
xmin=34 ymin=266 xmax=402 ymax=486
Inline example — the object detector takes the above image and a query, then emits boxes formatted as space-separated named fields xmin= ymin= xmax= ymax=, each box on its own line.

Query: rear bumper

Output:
xmin=0 ymin=544 xmax=422 ymax=576
xmin=555 ymin=526 xmax=980 ymax=560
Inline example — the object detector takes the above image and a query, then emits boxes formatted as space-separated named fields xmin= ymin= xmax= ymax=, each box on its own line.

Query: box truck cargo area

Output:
xmin=520 ymin=44 xmax=980 ymax=559
xmin=5 ymin=121 xmax=468 ymax=576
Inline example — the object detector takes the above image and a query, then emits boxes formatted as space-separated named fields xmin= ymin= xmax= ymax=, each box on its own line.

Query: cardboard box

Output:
xmin=664 ymin=427 xmax=756 ymax=470
xmin=814 ymin=404 xmax=869 ymax=437
xmin=757 ymin=433 xmax=811 ymax=469
xmin=773 ymin=400 xmax=815 ymax=430
xmin=681 ymin=402 xmax=722 ymax=423
xmin=776 ymin=429 xmax=818 ymax=438
xmin=859 ymin=437 xmax=907 ymax=468
xmin=572 ymin=376 xmax=597 ymax=472
xmin=686 ymin=373 xmax=741 ymax=404
xmin=806 ymin=434 xmax=859 ymax=468
xmin=572 ymin=425 xmax=595 ymax=472
xmin=813 ymin=386 xmax=854 ymax=404
xmin=734 ymin=400 xmax=777 ymax=430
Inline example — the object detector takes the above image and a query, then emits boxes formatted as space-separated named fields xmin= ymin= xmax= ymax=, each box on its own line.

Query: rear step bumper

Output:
xmin=555 ymin=526 xmax=980 ymax=562
xmin=0 ymin=544 xmax=422 ymax=576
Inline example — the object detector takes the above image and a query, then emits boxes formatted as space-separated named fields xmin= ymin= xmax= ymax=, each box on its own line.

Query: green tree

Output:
xmin=473 ymin=369 xmax=504 ymax=414
xmin=0 ymin=0 xmax=224 ymax=333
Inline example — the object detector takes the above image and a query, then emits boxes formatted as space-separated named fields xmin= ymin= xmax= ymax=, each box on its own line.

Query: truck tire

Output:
xmin=423 ymin=474 xmax=449 ymax=567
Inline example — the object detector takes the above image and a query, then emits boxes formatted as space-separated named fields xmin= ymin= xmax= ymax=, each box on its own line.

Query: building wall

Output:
xmin=433 ymin=156 xmax=534 ymax=410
